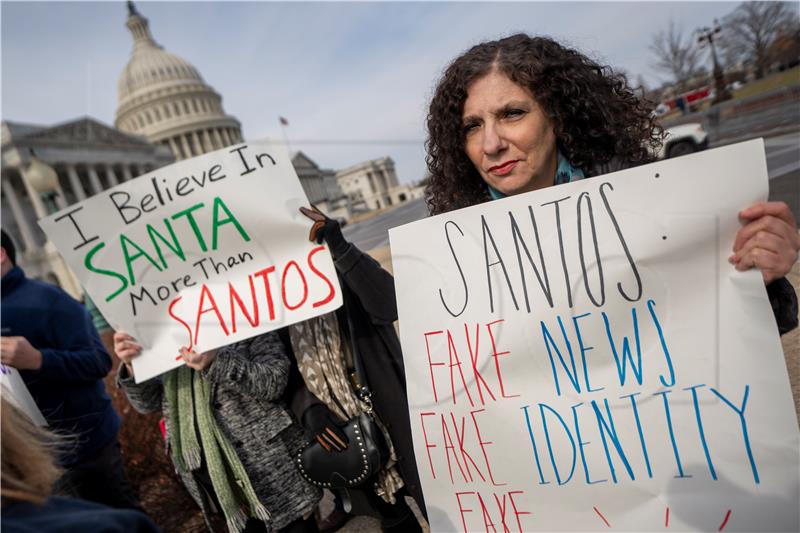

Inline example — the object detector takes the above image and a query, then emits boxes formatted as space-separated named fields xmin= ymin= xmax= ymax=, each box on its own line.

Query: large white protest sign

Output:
xmin=390 ymin=139 xmax=799 ymax=532
xmin=40 ymin=141 xmax=342 ymax=382
xmin=1 ymin=364 xmax=47 ymax=426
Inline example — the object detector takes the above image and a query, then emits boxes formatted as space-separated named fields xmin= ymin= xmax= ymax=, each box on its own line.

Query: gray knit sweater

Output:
xmin=117 ymin=332 xmax=321 ymax=532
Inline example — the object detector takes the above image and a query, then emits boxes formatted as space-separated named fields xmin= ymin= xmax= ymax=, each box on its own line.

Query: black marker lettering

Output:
xmin=599 ymin=182 xmax=642 ymax=302
xmin=482 ymin=215 xmax=518 ymax=314
xmin=53 ymin=206 xmax=99 ymax=251
xmin=577 ymin=192 xmax=605 ymax=307
xmin=541 ymin=196 xmax=573 ymax=308
xmin=439 ymin=221 xmax=469 ymax=317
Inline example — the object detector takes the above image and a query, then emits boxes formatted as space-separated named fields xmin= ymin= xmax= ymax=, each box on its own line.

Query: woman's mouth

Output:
xmin=488 ymin=160 xmax=518 ymax=176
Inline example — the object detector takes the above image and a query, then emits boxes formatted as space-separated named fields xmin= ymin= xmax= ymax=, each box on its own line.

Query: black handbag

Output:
xmin=296 ymin=409 xmax=388 ymax=489
xmin=295 ymin=345 xmax=389 ymax=489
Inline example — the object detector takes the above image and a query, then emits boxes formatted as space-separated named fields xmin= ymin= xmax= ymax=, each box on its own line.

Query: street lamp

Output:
xmin=23 ymin=150 xmax=110 ymax=332
xmin=697 ymin=20 xmax=732 ymax=104
xmin=24 ymin=149 xmax=60 ymax=214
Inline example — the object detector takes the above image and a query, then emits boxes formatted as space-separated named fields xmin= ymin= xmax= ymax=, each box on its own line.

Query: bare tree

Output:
xmin=649 ymin=20 xmax=703 ymax=91
xmin=721 ymin=1 xmax=799 ymax=78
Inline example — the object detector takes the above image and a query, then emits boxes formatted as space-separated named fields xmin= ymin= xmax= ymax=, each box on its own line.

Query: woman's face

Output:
xmin=462 ymin=69 xmax=558 ymax=196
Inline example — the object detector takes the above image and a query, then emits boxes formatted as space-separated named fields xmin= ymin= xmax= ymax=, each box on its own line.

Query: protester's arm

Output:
xmin=116 ymin=364 xmax=164 ymax=414
xmin=334 ymin=243 xmax=398 ymax=325
xmin=300 ymin=206 xmax=397 ymax=325
xmin=281 ymin=329 xmax=349 ymax=452
xmin=113 ymin=331 xmax=164 ymax=414
xmin=201 ymin=332 xmax=289 ymax=400
xmin=730 ymin=201 xmax=799 ymax=334
xmin=35 ymin=297 xmax=112 ymax=382
xmin=767 ymin=277 xmax=799 ymax=334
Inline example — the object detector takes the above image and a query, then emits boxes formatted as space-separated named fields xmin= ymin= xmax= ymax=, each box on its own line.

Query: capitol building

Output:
xmin=1 ymin=2 xmax=419 ymax=296
xmin=114 ymin=2 xmax=242 ymax=158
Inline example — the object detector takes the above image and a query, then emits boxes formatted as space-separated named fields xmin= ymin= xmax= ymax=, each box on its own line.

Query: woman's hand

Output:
xmin=180 ymin=347 xmax=217 ymax=371
xmin=730 ymin=202 xmax=800 ymax=284
xmin=304 ymin=404 xmax=349 ymax=453
xmin=113 ymin=331 xmax=142 ymax=376
xmin=298 ymin=205 xmax=349 ymax=258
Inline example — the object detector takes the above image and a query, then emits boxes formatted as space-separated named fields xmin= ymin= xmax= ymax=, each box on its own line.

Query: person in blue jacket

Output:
xmin=0 ymin=230 xmax=140 ymax=510
xmin=1 ymin=397 xmax=158 ymax=533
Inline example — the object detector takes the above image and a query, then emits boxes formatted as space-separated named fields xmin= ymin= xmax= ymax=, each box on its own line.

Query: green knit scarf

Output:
xmin=164 ymin=366 xmax=270 ymax=533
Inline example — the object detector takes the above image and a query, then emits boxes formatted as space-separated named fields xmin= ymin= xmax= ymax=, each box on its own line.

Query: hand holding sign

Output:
xmin=179 ymin=346 xmax=216 ymax=371
xmin=730 ymin=201 xmax=800 ymax=283
xmin=113 ymin=331 xmax=142 ymax=374
xmin=299 ymin=205 xmax=349 ymax=257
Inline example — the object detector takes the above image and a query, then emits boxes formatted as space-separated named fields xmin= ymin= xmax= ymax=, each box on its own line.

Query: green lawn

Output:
xmin=732 ymin=67 xmax=800 ymax=100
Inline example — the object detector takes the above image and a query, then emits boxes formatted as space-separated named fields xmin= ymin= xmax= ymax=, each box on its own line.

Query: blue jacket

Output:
xmin=0 ymin=266 xmax=120 ymax=466
xmin=2 ymin=496 xmax=159 ymax=533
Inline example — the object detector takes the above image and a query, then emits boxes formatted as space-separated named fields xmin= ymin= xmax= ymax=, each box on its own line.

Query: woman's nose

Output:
xmin=482 ymin=122 xmax=506 ymax=155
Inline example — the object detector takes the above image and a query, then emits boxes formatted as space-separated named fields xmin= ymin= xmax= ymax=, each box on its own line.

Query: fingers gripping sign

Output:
xmin=729 ymin=202 xmax=800 ymax=283
xmin=113 ymin=330 xmax=143 ymax=375
xmin=179 ymin=346 xmax=217 ymax=371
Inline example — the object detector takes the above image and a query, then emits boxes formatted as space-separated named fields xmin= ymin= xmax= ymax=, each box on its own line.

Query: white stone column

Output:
xmin=202 ymin=129 xmax=214 ymax=152
xmin=220 ymin=128 xmax=232 ymax=146
xmin=52 ymin=171 xmax=68 ymax=210
xmin=66 ymin=164 xmax=87 ymax=201
xmin=212 ymin=128 xmax=224 ymax=148
xmin=379 ymin=170 xmax=390 ymax=192
xmin=181 ymin=134 xmax=193 ymax=158
xmin=191 ymin=131 xmax=204 ymax=155
xmin=87 ymin=166 xmax=103 ymax=195
xmin=105 ymin=165 xmax=119 ymax=187
xmin=168 ymin=137 xmax=181 ymax=159
xmin=121 ymin=165 xmax=133 ymax=182
xmin=2 ymin=175 xmax=38 ymax=251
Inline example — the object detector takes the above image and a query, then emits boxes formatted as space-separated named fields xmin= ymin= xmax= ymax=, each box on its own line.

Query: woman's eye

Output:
xmin=462 ymin=122 xmax=479 ymax=135
xmin=505 ymin=108 xmax=525 ymax=118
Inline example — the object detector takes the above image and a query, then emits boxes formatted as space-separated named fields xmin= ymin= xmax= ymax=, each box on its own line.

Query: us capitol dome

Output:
xmin=115 ymin=1 xmax=242 ymax=159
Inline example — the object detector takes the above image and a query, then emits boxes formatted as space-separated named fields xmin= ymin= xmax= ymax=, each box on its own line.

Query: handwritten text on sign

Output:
xmin=390 ymin=140 xmax=799 ymax=532
xmin=40 ymin=141 xmax=342 ymax=382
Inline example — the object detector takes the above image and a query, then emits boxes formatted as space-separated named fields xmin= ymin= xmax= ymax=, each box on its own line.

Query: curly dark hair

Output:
xmin=425 ymin=33 xmax=663 ymax=215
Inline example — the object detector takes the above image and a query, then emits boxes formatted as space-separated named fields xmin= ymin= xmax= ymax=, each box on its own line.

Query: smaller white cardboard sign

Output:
xmin=39 ymin=140 xmax=343 ymax=382
xmin=1 ymin=365 xmax=47 ymax=426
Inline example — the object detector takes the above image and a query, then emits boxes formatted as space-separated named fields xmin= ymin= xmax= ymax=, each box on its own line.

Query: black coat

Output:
xmin=285 ymin=242 xmax=427 ymax=519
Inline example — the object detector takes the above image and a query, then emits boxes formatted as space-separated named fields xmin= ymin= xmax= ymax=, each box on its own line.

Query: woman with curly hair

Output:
xmin=425 ymin=33 xmax=798 ymax=332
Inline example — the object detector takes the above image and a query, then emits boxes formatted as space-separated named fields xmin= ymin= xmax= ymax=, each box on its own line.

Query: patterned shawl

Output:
xmin=289 ymin=313 xmax=404 ymax=503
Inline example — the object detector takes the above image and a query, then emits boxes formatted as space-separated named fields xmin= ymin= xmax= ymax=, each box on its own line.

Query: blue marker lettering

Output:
xmin=540 ymin=317 xmax=581 ymax=396
xmin=572 ymin=312 xmax=604 ymax=393
xmin=539 ymin=403 xmax=576 ymax=485
xmin=684 ymin=384 xmax=717 ymax=480
xmin=647 ymin=299 xmax=675 ymax=387
xmin=602 ymin=308 xmax=643 ymax=387
xmin=654 ymin=389 xmax=691 ymax=478
xmin=521 ymin=405 xmax=549 ymax=485
xmin=710 ymin=385 xmax=759 ymax=484
xmin=570 ymin=402 xmax=606 ymax=485
xmin=620 ymin=392 xmax=652 ymax=478
xmin=591 ymin=398 xmax=635 ymax=483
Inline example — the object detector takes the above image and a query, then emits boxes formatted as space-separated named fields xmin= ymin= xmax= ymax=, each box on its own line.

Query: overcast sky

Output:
xmin=2 ymin=1 xmax=742 ymax=184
